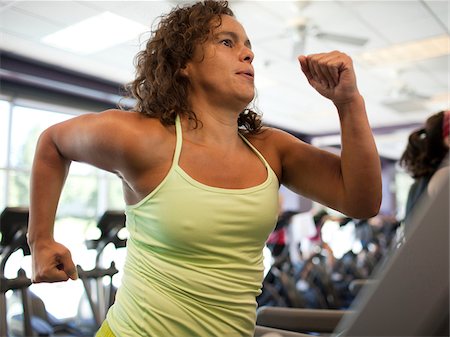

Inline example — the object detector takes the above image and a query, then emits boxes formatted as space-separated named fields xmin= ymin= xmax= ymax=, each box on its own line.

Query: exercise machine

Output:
xmin=0 ymin=207 xmax=33 ymax=337
xmin=0 ymin=207 xmax=89 ymax=337
xmin=77 ymin=210 xmax=126 ymax=329
xmin=255 ymin=175 xmax=449 ymax=336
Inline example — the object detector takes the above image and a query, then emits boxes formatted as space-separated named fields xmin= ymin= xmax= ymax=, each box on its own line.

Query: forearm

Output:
xmin=28 ymin=130 xmax=71 ymax=247
xmin=336 ymin=95 xmax=382 ymax=218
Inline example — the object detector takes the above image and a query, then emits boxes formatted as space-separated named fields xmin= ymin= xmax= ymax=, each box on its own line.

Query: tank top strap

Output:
xmin=173 ymin=114 xmax=183 ymax=165
xmin=238 ymin=132 xmax=272 ymax=172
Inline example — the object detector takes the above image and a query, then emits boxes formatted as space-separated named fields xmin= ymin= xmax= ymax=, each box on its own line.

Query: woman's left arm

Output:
xmin=279 ymin=51 xmax=382 ymax=219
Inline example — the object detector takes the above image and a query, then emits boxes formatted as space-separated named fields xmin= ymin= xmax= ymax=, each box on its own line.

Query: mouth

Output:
xmin=236 ymin=70 xmax=254 ymax=80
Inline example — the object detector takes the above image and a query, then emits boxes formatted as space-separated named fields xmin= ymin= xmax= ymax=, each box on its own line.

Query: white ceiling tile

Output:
xmin=344 ymin=1 xmax=443 ymax=43
xmin=0 ymin=7 xmax=60 ymax=39
xmin=412 ymin=55 xmax=450 ymax=91
xmin=9 ymin=1 xmax=99 ymax=26
xmin=383 ymin=18 xmax=445 ymax=43
xmin=82 ymin=1 xmax=174 ymax=27
xmin=0 ymin=30 xmax=132 ymax=82
xmin=424 ymin=0 xmax=449 ymax=32
xmin=232 ymin=2 xmax=286 ymax=41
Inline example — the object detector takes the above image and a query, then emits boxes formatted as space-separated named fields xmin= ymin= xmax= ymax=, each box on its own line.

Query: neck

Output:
xmin=183 ymin=98 xmax=244 ymax=147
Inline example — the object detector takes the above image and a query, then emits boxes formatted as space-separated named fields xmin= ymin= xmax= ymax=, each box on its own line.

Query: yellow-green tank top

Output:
xmin=106 ymin=115 xmax=279 ymax=336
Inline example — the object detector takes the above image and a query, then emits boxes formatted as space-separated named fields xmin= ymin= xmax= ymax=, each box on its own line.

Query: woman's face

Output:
xmin=182 ymin=15 xmax=255 ymax=111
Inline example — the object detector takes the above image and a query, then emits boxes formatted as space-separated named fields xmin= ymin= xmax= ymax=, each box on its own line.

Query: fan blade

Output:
xmin=292 ymin=39 xmax=305 ymax=57
xmin=315 ymin=32 xmax=368 ymax=46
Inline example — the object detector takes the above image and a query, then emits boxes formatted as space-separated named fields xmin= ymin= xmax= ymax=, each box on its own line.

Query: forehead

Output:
xmin=211 ymin=15 xmax=249 ymax=39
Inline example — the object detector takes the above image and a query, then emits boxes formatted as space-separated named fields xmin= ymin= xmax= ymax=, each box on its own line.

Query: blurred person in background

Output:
xmin=400 ymin=110 xmax=449 ymax=233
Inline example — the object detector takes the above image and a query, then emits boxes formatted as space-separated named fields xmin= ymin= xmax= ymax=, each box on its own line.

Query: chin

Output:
xmin=237 ymin=98 xmax=254 ymax=111
xmin=239 ymin=91 xmax=255 ymax=106
xmin=228 ymin=88 xmax=255 ymax=111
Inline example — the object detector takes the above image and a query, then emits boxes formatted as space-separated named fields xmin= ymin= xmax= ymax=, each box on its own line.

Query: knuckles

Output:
xmin=32 ymin=266 xmax=68 ymax=283
xmin=307 ymin=51 xmax=351 ymax=65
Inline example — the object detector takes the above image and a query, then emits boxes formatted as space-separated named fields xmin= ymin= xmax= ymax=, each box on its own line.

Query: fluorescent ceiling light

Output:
xmin=431 ymin=92 xmax=450 ymax=104
xmin=42 ymin=12 xmax=147 ymax=55
xmin=357 ymin=34 xmax=450 ymax=66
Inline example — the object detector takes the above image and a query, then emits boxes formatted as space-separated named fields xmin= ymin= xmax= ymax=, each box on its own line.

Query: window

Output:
xmin=0 ymin=171 xmax=6 ymax=215
xmin=0 ymin=100 xmax=10 ymax=168
xmin=2 ymin=99 xmax=125 ymax=319
xmin=107 ymin=174 xmax=125 ymax=210
xmin=395 ymin=169 xmax=414 ymax=220
xmin=0 ymin=100 xmax=10 ymax=211
xmin=10 ymin=105 xmax=70 ymax=169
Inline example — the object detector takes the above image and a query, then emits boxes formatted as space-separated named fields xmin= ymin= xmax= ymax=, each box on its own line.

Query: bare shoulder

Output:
xmin=96 ymin=109 xmax=175 ymax=159
xmin=46 ymin=109 xmax=175 ymax=173
xmin=78 ymin=109 xmax=174 ymax=144
xmin=243 ymin=126 xmax=339 ymax=186
xmin=244 ymin=126 xmax=307 ymax=153
xmin=94 ymin=109 xmax=169 ymax=132
xmin=241 ymin=126 xmax=306 ymax=178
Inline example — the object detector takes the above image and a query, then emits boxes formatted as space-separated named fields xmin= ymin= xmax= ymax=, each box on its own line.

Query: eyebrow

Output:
xmin=214 ymin=31 xmax=252 ymax=49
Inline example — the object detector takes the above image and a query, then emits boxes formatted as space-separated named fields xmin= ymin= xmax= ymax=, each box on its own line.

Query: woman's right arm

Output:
xmin=27 ymin=109 xmax=141 ymax=283
xmin=28 ymin=122 xmax=77 ymax=282
xmin=28 ymin=118 xmax=77 ymax=282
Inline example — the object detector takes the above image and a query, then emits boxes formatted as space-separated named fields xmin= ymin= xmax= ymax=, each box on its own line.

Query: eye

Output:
xmin=220 ymin=39 xmax=233 ymax=48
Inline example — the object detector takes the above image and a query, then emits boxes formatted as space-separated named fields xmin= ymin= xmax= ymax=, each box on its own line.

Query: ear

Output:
xmin=180 ymin=63 xmax=190 ymax=78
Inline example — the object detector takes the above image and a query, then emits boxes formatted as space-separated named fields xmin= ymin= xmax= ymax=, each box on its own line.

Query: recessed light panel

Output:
xmin=42 ymin=11 xmax=147 ymax=55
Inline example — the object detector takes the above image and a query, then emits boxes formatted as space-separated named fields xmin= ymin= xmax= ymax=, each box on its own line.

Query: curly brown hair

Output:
xmin=400 ymin=111 xmax=448 ymax=178
xmin=125 ymin=0 xmax=262 ymax=133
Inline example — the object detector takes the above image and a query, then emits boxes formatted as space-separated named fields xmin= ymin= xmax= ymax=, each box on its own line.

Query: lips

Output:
xmin=236 ymin=69 xmax=254 ymax=80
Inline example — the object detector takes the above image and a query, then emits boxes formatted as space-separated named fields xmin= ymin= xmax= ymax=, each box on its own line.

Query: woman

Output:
xmin=400 ymin=110 xmax=449 ymax=230
xmin=27 ymin=1 xmax=381 ymax=336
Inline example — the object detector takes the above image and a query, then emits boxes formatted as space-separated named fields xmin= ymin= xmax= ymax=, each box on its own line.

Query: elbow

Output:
xmin=346 ymin=208 xmax=378 ymax=221
xmin=340 ymin=184 xmax=382 ymax=219
xmin=364 ymin=200 xmax=381 ymax=219
xmin=349 ymin=193 xmax=382 ymax=220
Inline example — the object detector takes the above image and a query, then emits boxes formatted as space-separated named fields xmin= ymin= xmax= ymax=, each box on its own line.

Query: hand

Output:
xmin=30 ymin=239 xmax=78 ymax=283
xmin=299 ymin=51 xmax=359 ymax=105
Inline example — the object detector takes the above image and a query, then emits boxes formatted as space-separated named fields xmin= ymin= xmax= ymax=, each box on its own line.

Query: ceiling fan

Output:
xmin=382 ymin=82 xmax=431 ymax=113
xmin=288 ymin=17 xmax=369 ymax=56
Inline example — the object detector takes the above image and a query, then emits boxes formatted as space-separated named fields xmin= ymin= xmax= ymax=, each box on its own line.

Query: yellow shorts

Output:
xmin=95 ymin=320 xmax=116 ymax=337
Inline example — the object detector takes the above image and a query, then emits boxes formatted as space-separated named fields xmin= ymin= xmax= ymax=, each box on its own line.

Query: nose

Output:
xmin=240 ymin=46 xmax=254 ymax=63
